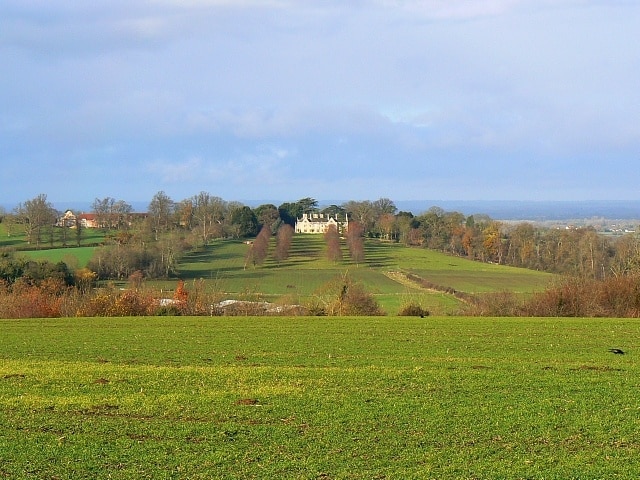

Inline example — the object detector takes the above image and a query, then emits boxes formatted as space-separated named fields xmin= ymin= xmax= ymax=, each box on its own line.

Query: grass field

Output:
xmin=1 ymin=227 xmax=553 ymax=314
xmin=0 ymin=223 xmax=104 ymax=268
xmin=17 ymin=246 xmax=97 ymax=269
xmin=1 ymin=316 xmax=639 ymax=479
xmin=176 ymin=236 xmax=553 ymax=314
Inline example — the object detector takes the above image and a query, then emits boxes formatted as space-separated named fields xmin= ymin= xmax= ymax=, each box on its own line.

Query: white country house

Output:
xmin=294 ymin=212 xmax=348 ymax=234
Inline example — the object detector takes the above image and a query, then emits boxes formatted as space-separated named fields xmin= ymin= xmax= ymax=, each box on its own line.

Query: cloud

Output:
xmin=145 ymin=145 xmax=296 ymax=191
xmin=146 ymin=157 xmax=203 ymax=183
xmin=186 ymin=106 xmax=392 ymax=139
xmin=374 ymin=0 xmax=523 ymax=19
xmin=2 ymin=1 xmax=639 ymax=204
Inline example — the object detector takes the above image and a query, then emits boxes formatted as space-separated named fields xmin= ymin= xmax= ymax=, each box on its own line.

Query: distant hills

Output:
xmin=392 ymin=200 xmax=640 ymax=220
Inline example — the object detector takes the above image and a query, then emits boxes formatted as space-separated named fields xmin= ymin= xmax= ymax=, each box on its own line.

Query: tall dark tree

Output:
xmin=229 ymin=205 xmax=258 ymax=238
xmin=278 ymin=198 xmax=318 ymax=227
xmin=74 ymin=213 xmax=83 ymax=247
xmin=321 ymin=204 xmax=346 ymax=218
xmin=254 ymin=204 xmax=280 ymax=233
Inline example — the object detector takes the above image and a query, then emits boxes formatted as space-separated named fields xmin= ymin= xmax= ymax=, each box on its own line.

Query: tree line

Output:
xmin=2 ymin=191 xmax=640 ymax=318
xmin=2 ymin=192 xmax=640 ymax=282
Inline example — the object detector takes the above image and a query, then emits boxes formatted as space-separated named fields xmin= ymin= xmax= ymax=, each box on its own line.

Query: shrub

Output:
xmin=310 ymin=273 xmax=385 ymax=316
xmin=76 ymin=288 xmax=155 ymax=317
xmin=398 ymin=303 xmax=430 ymax=317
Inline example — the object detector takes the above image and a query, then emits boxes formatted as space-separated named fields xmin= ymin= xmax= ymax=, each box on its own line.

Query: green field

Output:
xmin=2 ymin=228 xmax=553 ymax=314
xmin=175 ymin=236 xmax=553 ymax=314
xmin=17 ymin=246 xmax=97 ymax=269
xmin=1 ymin=316 xmax=639 ymax=479
xmin=1 ymin=223 xmax=104 ymax=268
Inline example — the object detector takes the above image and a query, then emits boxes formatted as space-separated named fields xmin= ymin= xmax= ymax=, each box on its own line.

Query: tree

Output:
xmin=395 ymin=211 xmax=416 ymax=245
xmin=372 ymin=197 xmax=397 ymax=221
xmin=377 ymin=213 xmax=397 ymax=240
xmin=297 ymin=197 xmax=319 ymax=213
xmin=92 ymin=197 xmax=133 ymax=230
xmin=74 ymin=212 xmax=83 ymax=247
xmin=191 ymin=192 xmax=215 ymax=245
xmin=324 ymin=224 xmax=343 ymax=262
xmin=274 ymin=224 xmax=294 ymax=263
xmin=2 ymin=212 xmax=18 ymax=237
xmin=611 ymin=234 xmax=640 ymax=277
xmin=245 ymin=226 xmax=270 ymax=268
xmin=16 ymin=194 xmax=57 ymax=248
xmin=148 ymin=191 xmax=175 ymax=241
xmin=254 ymin=204 xmax=280 ymax=233
xmin=229 ymin=205 xmax=259 ymax=238
xmin=277 ymin=198 xmax=319 ymax=228
xmin=176 ymin=199 xmax=194 ymax=231
xmin=482 ymin=221 xmax=504 ymax=264
xmin=343 ymin=200 xmax=374 ymax=234
xmin=113 ymin=200 xmax=133 ymax=229
xmin=321 ymin=204 xmax=346 ymax=218
xmin=92 ymin=197 xmax=115 ymax=230
xmin=346 ymin=221 xmax=365 ymax=264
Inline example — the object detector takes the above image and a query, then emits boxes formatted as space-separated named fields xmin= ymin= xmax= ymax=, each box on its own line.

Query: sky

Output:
xmin=1 ymin=0 xmax=639 ymax=210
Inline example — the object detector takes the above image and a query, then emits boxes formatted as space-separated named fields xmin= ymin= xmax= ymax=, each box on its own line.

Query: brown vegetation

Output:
xmin=244 ymin=226 xmax=270 ymax=268
xmin=324 ymin=224 xmax=343 ymax=262
xmin=464 ymin=275 xmax=640 ymax=318
xmin=274 ymin=224 xmax=294 ymax=263
xmin=307 ymin=273 xmax=385 ymax=316
xmin=345 ymin=221 xmax=365 ymax=264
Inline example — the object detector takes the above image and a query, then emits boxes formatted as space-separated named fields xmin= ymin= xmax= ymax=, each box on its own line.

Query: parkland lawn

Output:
xmin=1 ymin=316 xmax=639 ymax=479
xmin=174 ymin=236 xmax=553 ymax=314
xmin=4 ymin=232 xmax=553 ymax=314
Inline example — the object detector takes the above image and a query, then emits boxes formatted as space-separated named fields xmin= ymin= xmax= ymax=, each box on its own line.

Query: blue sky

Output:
xmin=1 ymin=1 xmax=639 ymax=208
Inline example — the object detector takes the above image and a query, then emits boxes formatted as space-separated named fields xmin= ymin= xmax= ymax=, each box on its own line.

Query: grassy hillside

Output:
xmin=177 ymin=236 xmax=553 ymax=314
xmin=1 ymin=316 xmax=637 ymax=479
xmin=1 ymin=224 xmax=553 ymax=314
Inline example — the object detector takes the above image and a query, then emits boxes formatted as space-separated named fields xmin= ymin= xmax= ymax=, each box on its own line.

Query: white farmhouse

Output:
xmin=294 ymin=212 xmax=348 ymax=234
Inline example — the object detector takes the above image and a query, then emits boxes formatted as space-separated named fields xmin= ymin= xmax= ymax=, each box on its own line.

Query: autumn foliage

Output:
xmin=324 ymin=224 xmax=343 ymax=262
xmin=345 ymin=221 xmax=365 ymax=264
xmin=245 ymin=226 xmax=271 ymax=268
xmin=464 ymin=274 xmax=640 ymax=318
xmin=274 ymin=224 xmax=294 ymax=263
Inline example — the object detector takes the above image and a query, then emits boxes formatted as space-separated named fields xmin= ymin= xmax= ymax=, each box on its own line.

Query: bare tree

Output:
xmin=324 ymin=224 xmax=343 ymax=262
xmin=377 ymin=213 xmax=397 ymax=240
xmin=92 ymin=197 xmax=115 ymax=230
xmin=148 ymin=191 xmax=175 ymax=241
xmin=274 ymin=224 xmax=294 ymax=263
xmin=345 ymin=221 xmax=365 ymax=264
xmin=15 ymin=194 xmax=57 ymax=249
xmin=342 ymin=200 xmax=373 ymax=230
xmin=245 ymin=225 xmax=271 ymax=268
xmin=189 ymin=192 xmax=227 ymax=244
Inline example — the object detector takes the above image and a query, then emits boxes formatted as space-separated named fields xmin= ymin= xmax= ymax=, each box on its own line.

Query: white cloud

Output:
xmin=146 ymin=157 xmax=203 ymax=183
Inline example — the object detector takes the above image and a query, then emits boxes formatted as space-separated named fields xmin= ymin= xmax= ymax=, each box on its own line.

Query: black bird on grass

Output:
xmin=608 ymin=348 xmax=625 ymax=355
